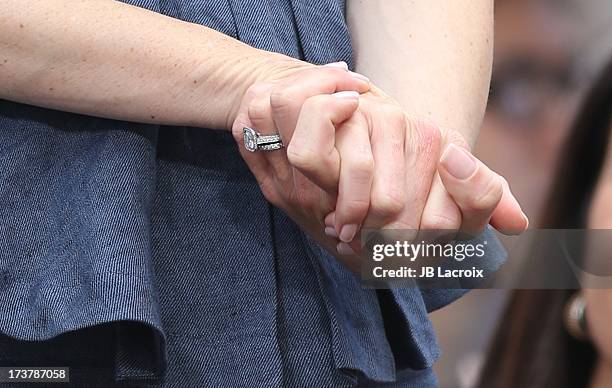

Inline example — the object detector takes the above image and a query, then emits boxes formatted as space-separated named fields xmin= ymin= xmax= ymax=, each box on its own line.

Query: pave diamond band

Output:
xmin=258 ymin=142 xmax=284 ymax=151
xmin=243 ymin=127 xmax=284 ymax=153
xmin=258 ymin=134 xmax=282 ymax=143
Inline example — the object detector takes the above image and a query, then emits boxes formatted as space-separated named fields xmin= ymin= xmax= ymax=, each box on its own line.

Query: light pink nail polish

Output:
xmin=349 ymin=71 xmax=370 ymax=83
xmin=337 ymin=242 xmax=356 ymax=256
xmin=325 ymin=226 xmax=338 ymax=238
xmin=332 ymin=91 xmax=359 ymax=99
xmin=339 ymin=224 xmax=358 ymax=243
xmin=324 ymin=61 xmax=349 ymax=70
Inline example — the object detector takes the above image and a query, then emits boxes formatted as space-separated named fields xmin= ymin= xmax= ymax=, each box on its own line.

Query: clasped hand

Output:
xmin=232 ymin=61 xmax=528 ymax=270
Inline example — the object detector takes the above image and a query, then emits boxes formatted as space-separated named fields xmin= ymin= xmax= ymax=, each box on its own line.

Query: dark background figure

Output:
xmin=478 ymin=54 xmax=612 ymax=388
xmin=431 ymin=1 xmax=612 ymax=387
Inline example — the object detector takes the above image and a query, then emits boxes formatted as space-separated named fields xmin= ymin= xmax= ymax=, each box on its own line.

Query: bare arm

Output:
xmin=347 ymin=0 xmax=494 ymax=147
xmin=0 ymin=0 xmax=302 ymax=129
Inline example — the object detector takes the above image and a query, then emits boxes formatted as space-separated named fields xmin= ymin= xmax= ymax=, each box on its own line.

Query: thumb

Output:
xmin=438 ymin=143 xmax=528 ymax=235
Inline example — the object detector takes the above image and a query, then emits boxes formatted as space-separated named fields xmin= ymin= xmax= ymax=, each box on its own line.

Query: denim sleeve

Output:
xmin=374 ymin=225 xmax=506 ymax=373
xmin=417 ymin=226 xmax=507 ymax=312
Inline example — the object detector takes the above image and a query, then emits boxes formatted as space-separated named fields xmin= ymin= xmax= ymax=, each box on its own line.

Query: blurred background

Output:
xmin=430 ymin=1 xmax=612 ymax=387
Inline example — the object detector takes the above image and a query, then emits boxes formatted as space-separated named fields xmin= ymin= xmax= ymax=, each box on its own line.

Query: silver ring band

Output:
xmin=258 ymin=142 xmax=284 ymax=151
xmin=243 ymin=127 xmax=284 ymax=152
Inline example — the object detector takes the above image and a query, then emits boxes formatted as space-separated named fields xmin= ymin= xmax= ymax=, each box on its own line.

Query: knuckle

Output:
xmin=247 ymin=98 xmax=270 ymax=122
xmin=421 ymin=212 xmax=461 ymax=231
xmin=286 ymin=143 xmax=318 ymax=171
xmin=381 ymin=104 xmax=406 ymax=125
xmin=342 ymin=198 xmax=370 ymax=216
xmin=468 ymin=175 xmax=504 ymax=211
xmin=388 ymin=126 xmax=406 ymax=155
xmin=269 ymin=86 xmax=296 ymax=113
xmin=371 ymin=191 xmax=404 ymax=217
xmin=348 ymin=156 xmax=374 ymax=181
xmin=319 ymin=66 xmax=346 ymax=79
xmin=409 ymin=119 xmax=442 ymax=153
xmin=301 ymin=95 xmax=329 ymax=113
xmin=244 ymin=82 xmax=271 ymax=102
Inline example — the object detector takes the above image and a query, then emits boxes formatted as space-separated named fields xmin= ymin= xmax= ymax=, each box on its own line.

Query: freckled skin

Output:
xmin=0 ymin=0 xmax=288 ymax=130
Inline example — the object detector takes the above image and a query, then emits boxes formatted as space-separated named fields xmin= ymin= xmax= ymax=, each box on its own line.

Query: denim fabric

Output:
xmin=0 ymin=1 xmax=506 ymax=387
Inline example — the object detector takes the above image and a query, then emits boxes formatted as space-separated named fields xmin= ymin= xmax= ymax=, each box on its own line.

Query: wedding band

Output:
xmin=243 ymin=127 xmax=284 ymax=152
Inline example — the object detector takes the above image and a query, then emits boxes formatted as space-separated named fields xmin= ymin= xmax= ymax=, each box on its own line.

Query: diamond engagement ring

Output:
xmin=243 ymin=127 xmax=284 ymax=152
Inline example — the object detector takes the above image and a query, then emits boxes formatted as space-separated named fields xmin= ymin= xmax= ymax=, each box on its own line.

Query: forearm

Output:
xmin=347 ymin=0 xmax=494 ymax=147
xmin=0 ymin=0 xmax=302 ymax=130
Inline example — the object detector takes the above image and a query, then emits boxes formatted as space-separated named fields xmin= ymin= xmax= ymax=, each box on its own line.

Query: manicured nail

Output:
xmin=440 ymin=143 xmax=477 ymax=180
xmin=325 ymin=226 xmax=338 ymax=238
xmin=324 ymin=61 xmax=349 ymax=70
xmin=337 ymin=242 xmax=356 ymax=256
xmin=339 ymin=224 xmax=358 ymax=243
xmin=332 ymin=91 xmax=359 ymax=99
xmin=349 ymin=71 xmax=369 ymax=82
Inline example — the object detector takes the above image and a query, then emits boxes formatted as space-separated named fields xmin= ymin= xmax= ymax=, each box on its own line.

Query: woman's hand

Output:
xmin=232 ymin=62 xmax=378 ymax=268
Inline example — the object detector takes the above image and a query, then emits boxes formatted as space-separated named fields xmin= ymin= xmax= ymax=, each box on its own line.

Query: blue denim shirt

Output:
xmin=0 ymin=1 xmax=505 ymax=386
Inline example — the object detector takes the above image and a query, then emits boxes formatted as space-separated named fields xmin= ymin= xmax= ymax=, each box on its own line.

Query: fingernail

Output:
xmin=337 ymin=242 xmax=356 ymax=256
xmin=349 ymin=71 xmax=370 ymax=83
xmin=324 ymin=61 xmax=349 ymax=70
xmin=522 ymin=212 xmax=529 ymax=230
xmin=325 ymin=226 xmax=338 ymax=238
xmin=332 ymin=91 xmax=359 ymax=99
xmin=339 ymin=224 xmax=358 ymax=243
xmin=440 ymin=144 xmax=477 ymax=180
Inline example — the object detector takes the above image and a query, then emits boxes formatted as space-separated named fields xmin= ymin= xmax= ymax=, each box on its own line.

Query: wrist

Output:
xmin=222 ymin=50 xmax=311 ymax=131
